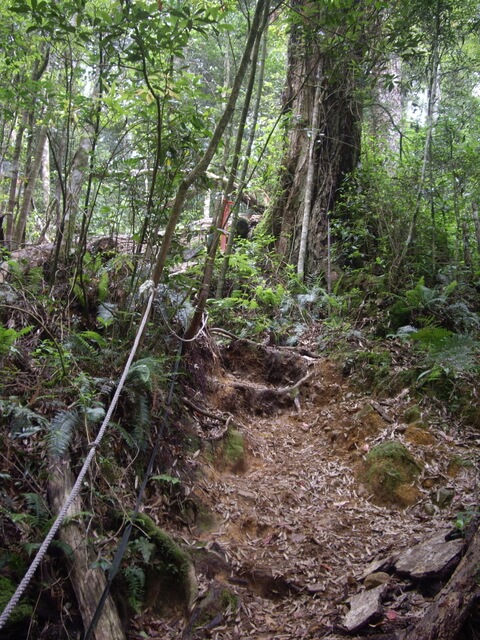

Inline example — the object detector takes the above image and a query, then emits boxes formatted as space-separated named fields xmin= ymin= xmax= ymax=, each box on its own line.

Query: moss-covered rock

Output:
xmin=405 ymin=424 xmax=436 ymax=446
xmin=362 ymin=440 xmax=422 ymax=505
xmin=131 ymin=513 xmax=197 ymax=614
xmin=404 ymin=405 xmax=422 ymax=424
xmin=183 ymin=580 xmax=239 ymax=639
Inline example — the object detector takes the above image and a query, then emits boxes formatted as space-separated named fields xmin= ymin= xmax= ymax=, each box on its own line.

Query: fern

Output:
xmin=129 ymin=538 xmax=156 ymax=564
xmin=48 ymin=409 xmax=82 ymax=459
xmin=111 ymin=423 xmax=138 ymax=449
xmin=98 ymin=270 xmax=109 ymax=302
xmin=131 ymin=395 xmax=151 ymax=452
xmin=122 ymin=565 xmax=145 ymax=612
xmin=23 ymin=492 xmax=50 ymax=530
xmin=0 ymin=400 xmax=47 ymax=438
xmin=427 ymin=334 xmax=479 ymax=375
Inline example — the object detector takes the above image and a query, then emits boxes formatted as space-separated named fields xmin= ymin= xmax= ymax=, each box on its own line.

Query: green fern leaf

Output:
xmin=48 ymin=409 xmax=82 ymax=459
xmin=130 ymin=538 xmax=156 ymax=564
xmin=23 ymin=492 xmax=50 ymax=529
xmin=123 ymin=565 xmax=145 ymax=612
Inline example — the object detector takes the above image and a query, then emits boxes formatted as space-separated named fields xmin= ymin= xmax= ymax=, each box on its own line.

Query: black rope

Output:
xmin=84 ymin=341 xmax=184 ymax=639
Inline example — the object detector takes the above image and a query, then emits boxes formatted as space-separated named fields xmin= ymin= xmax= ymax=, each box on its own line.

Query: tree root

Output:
xmin=231 ymin=371 xmax=313 ymax=411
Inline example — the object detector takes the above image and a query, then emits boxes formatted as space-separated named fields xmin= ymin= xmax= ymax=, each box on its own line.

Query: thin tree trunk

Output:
xmin=48 ymin=456 xmax=125 ymax=640
xmin=150 ymin=0 xmax=268 ymax=319
xmin=59 ymin=135 xmax=91 ymax=258
xmin=390 ymin=4 xmax=440 ymax=285
xmin=4 ymin=114 xmax=28 ymax=248
xmin=13 ymin=125 xmax=48 ymax=247
xmin=297 ymin=72 xmax=322 ymax=281
xmin=216 ymin=6 xmax=269 ymax=298
xmin=472 ymin=202 xmax=480 ymax=256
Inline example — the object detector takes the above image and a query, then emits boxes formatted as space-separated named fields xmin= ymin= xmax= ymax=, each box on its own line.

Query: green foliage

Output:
xmin=47 ymin=408 xmax=82 ymax=459
xmin=454 ymin=507 xmax=479 ymax=534
xmin=122 ymin=565 xmax=146 ymax=613
xmin=0 ymin=399 xmax=47 ymax=438
xmin=0 ymin=576 xmax=33 ymax=624
xmin=22 ymin=492 xmax=50 ymax=531
xmin=47 ymin=375 xmax=106 ymax=459
xmin=0 ymin=324 xmax=33 ymax=357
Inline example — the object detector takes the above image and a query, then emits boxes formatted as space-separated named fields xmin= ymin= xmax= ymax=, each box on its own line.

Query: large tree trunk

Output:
xmin=48 ymin=456 xmax=126 ymax=640
xmin=271 ymin=1 xmax=366 ymax=278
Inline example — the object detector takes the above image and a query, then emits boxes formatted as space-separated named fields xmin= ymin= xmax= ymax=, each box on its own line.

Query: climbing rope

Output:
xmin=84 ymin=340 xmax=183 ymax=639
xmin=0 ymin=289 xmax=156 ymax=631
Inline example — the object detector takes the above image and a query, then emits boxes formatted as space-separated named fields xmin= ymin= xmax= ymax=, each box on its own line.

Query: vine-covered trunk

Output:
xmin=271 ymin=2 xmax=365 ymax=278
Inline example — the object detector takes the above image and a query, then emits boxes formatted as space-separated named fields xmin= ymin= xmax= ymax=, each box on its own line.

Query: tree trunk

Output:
xmin=48 ymin=456 xmax=125 ymax=640
xmin=215 ymin=0 xmax=270 ymax=299
xmin=216 ymin=4 xmax=270 ymax=298
xmin=4 ymin=113 xmax=28 ymax=248
xmin=150 ymin=0 xmax=268 ymax=342
xmin=13 ymin=125 xmax=48 ymax=247
xmin=271 ymin=2 xmax=365 ymax=278
xmin=60 ymin=135 xmax=91 ymax=258
xmin=401 ymin=525 xmax=480 ymax=640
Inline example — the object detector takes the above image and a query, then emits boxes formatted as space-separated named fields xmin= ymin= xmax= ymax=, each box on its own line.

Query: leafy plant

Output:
xmin=122 ymin=565 xmax=146 ymax=613
xmin=0 ymin=324 xmax=33 ymax=357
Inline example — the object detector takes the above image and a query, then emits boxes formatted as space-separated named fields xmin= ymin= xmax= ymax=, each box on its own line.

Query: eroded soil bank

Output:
xmin=129 ymin=338 xmax=479 ymax=639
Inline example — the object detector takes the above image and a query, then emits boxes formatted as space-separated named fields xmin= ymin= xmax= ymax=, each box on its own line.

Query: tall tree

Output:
xmin=271 ymin=0 xmax=382 ymax=280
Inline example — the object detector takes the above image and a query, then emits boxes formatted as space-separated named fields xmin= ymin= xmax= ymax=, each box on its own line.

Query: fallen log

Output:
xmin=400 ymin=523 xmax=480 ymax=640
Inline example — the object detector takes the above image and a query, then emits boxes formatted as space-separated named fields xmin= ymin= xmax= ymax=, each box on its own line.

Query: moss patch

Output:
xmin=216 ymin=428 xmax=247 ymax=472
xmin=405 ymin=424 xmax=436 ymax=446
xmin=362 ymin=440 xmax=422 ymax=505
xmin=404 ymin=405 xmax=422 ymax=424
xmin=0 ymin=576 xmax=33 ymax=625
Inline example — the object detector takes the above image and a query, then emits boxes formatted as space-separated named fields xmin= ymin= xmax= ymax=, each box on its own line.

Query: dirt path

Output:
xmin=134 ymin=351 xmax=479 ymax=639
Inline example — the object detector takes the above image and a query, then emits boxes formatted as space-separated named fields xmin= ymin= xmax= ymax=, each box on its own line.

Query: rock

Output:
xmin=182 ymin=580 xmax=239 ymax=639
xmin=343 ymin=584 xmax=387 ymax=632
xmin=364 ymin=572 xmax=390 ymax=589
xmin=394 ymin=529 xmax=463 ymax=580
xmin=434 ymin=486 xmax=455 ymax=508
xmin=424 ymin=502 xmax=437 ymax=516
xmin=360 ymin=555 xmax=395 ymax=579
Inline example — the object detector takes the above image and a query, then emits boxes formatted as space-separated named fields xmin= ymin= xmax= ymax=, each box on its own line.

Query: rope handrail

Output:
xmin=0 ymin=289 xmax=155 ymax=631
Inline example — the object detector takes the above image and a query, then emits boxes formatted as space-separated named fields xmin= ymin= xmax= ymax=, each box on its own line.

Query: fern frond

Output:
xmin=132 ymin=395 xmax=151 ymax=452
xmin=123 ymin=565 xmax=145 ymax=612
xmin=427 ymin=334 xmax=479 ymax=375
xmin=111 ymin=423 xmax=137 ymax=450
xmin=125 ymin=363 xmax=153 ymax=393
xmin=129 ymin=538 xmax=155 ymax=564
xmin=48 ymin=409 xmax=82 ymax=459
xmin=23 ymin=492 xmax=50 ymax=529
xmin=1 ymin=401 xmax=47 ymax=438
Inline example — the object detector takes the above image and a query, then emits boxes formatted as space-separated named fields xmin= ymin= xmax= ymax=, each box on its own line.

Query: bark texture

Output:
xmin=271 ymin=2 xmax=365 ymax=277
xmin=48 ymin=457 xmax=125 ymax=640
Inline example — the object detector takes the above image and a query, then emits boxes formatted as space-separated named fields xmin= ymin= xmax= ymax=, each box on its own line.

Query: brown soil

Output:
xmin=131 ymin=339 xmax=479 ymax=639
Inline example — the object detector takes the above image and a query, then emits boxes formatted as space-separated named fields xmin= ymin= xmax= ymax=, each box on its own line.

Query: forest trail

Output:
xmin=133 ymin=341 xmax=479 ymax=639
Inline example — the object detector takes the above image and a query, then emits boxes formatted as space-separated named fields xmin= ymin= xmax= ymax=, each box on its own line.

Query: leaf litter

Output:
xmin=131 ymin=340 xmax=479 ymax=640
